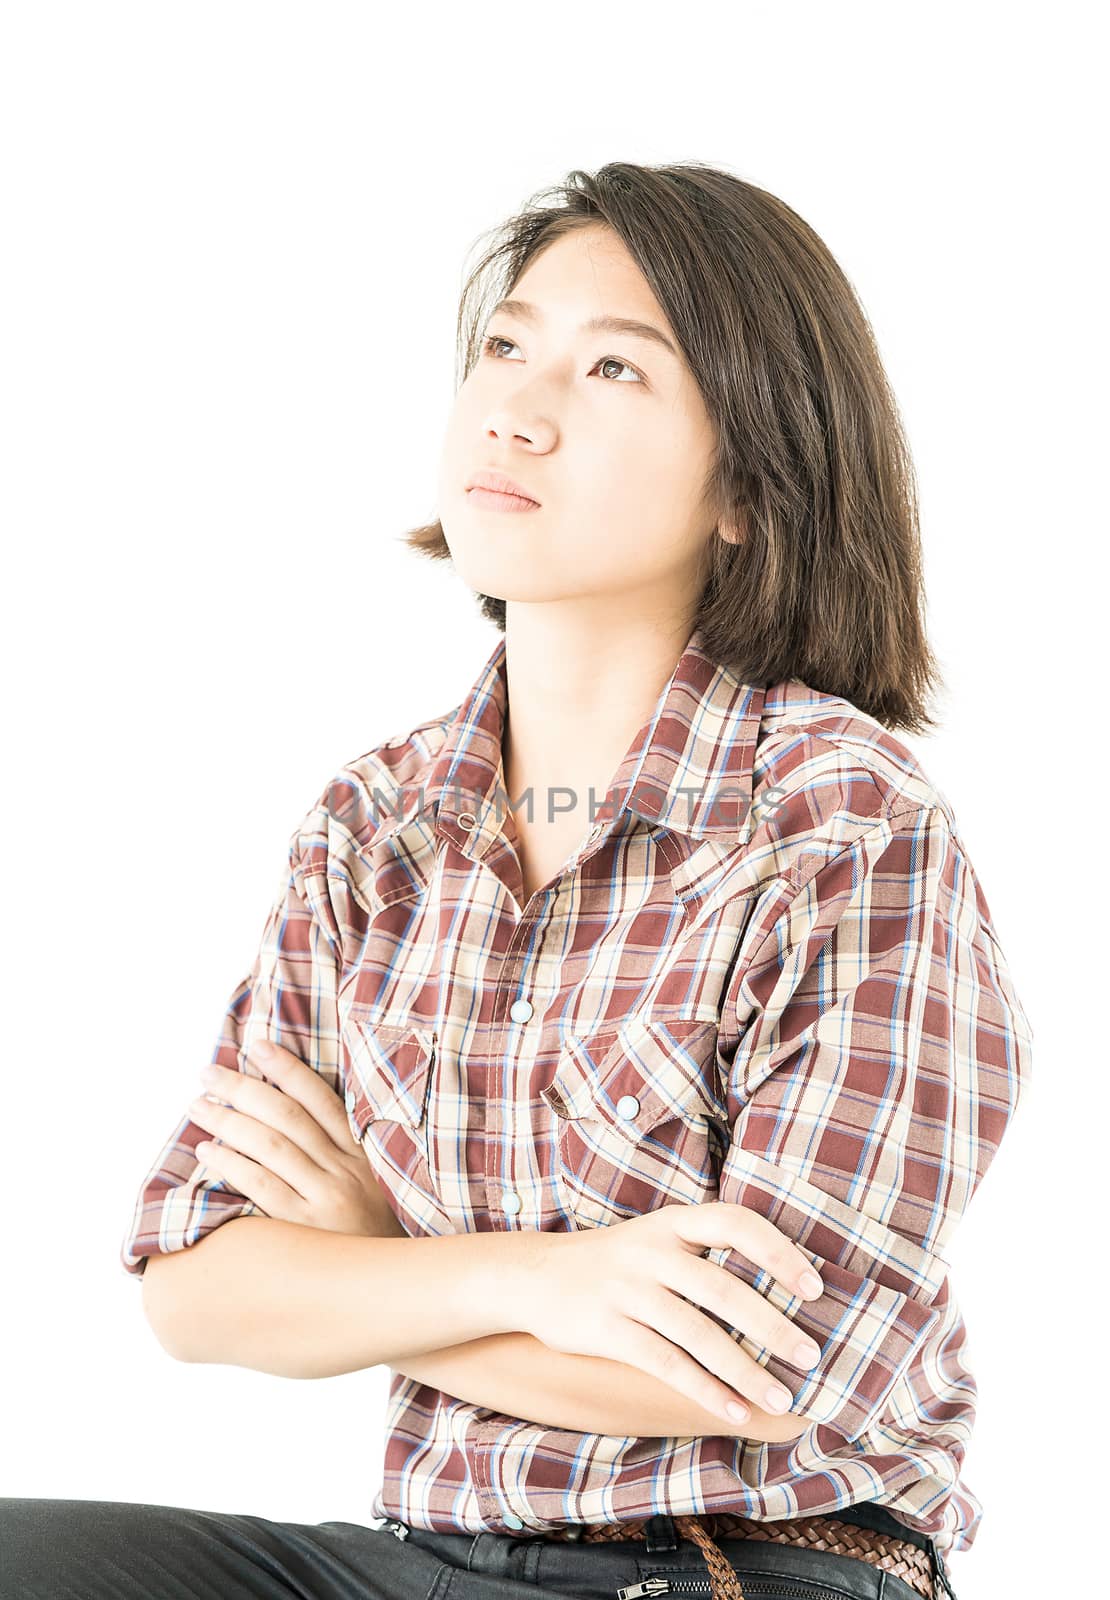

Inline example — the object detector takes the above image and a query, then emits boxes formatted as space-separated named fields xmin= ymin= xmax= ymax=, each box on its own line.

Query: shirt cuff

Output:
xmin=707 ymin=1145 xmax=949 ymax=1439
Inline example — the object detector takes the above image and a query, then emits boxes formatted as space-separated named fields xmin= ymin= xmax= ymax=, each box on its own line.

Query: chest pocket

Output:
xmin=541 ymin=1015 xmax=726 ymax=1229
xmin=342 ymin=1014 xmax=438 ymax=1227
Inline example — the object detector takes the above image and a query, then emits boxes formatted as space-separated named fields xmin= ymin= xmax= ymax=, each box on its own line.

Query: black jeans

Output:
xmin=0 ymin=1497 xmax=955 ymax=1599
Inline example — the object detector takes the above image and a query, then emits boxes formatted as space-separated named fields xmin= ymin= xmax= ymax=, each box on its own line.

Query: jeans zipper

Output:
xmin=618 ymin=1578 xmax=854 ymax=1598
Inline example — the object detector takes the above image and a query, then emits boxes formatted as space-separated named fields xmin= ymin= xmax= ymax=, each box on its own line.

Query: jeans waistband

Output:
xmin=383 ymin=1499 xmax=933 ymax=1553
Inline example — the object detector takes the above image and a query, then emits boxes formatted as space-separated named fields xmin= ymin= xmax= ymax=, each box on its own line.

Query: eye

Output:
xmin=479 ymin=334 xmax=645 ymax=385
xmin=482 ymin=335 xmax=520 ymax=361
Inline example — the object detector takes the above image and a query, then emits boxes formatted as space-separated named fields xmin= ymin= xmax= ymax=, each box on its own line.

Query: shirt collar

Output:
xmin=380 ymin=626 xmax=766 ymax=849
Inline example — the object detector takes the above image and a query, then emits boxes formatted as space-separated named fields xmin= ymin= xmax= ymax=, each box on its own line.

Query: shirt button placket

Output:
xmin=498 ymin=998 xmax=534 ymax=1227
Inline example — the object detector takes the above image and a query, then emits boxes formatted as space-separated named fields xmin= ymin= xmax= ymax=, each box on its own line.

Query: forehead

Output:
xmin=508 ymin=225 xmax=674 ymax=337
xmin=494 ymin=235 xmax=686 ymax=374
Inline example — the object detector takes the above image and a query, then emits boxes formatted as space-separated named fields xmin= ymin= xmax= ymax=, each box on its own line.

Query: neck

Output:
xmin=499 ymin=606 xmax=694 ymax=830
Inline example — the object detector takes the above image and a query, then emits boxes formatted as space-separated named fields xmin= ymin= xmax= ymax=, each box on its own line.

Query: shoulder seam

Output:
xmin=781 ymin=796 xmax=946 ymax=895
xmin=764 ymin=724 xmax=902 ymax=814
xmin=761 ymin=716 xmax=951 ymax=831
xmin=743 ymin=801 xmax=949 ymax=976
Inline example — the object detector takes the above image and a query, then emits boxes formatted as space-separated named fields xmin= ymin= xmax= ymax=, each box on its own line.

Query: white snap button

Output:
xmin=509 ymin=998 xmax=534 ymax=1023
xmin=457 ymin=812 xmax=476 ymax=830
xmin=501 ymin=1190 xmax=523 ymax=1215
xmin=503 ymin=1513 xmax=524 ymax=1530
xmin=616 ymin=1094 xmax=640 ymax=1120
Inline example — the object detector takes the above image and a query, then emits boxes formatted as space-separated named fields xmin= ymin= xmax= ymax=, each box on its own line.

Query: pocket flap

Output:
xmin=343 ymin=1019 xmax=436 ymax=1135
xmin=541 ymin=1015 xmax=724 ymax=1137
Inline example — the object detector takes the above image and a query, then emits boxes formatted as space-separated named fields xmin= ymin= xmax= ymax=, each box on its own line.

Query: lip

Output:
xmin=466 ymin=486 xmax=542 ymax=512
xmin=466 ymin=469 xmax=541 ymax=505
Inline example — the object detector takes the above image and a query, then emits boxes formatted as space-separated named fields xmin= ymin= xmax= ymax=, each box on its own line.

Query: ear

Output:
xmin=716 ymin=510 xmax=746 ymax=547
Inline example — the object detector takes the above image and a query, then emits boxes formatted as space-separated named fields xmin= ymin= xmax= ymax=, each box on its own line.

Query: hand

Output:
xmin=187 ymin=1039 xmax=408 ymax=1238
xmin=516 ymin=1202 xmax=825 ymax=1428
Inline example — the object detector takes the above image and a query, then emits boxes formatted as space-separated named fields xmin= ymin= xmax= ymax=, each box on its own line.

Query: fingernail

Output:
xmin=764 ymin=1384 xmax=793 ymax=1412
xmin=800 ymin=1270 xmax=823 ymax=1298
xmin=250 ymin=1038 xmax=275 ymax=1059
xmin=725 ymin=1400 xmax=749 ymax=1422
xmin=794 ymin=1339 xmax=821 ymax=1369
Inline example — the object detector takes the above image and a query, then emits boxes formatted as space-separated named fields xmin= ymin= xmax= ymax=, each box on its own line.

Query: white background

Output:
xmin=2 ymin=4 xmax=1104 ymax=1595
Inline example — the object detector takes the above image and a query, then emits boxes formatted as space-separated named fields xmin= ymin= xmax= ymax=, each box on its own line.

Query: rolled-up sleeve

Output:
xmin=710 ymin=801 xmax=1034 ymax=1439
xmin=120 ymin=807 xmax=343 ymax=1278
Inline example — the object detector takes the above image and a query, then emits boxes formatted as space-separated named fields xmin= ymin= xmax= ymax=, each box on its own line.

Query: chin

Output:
xmin=461 ymin=574 xmax=571 ymax=605
xmin=446 ymin=546 xmax=556 ymax=599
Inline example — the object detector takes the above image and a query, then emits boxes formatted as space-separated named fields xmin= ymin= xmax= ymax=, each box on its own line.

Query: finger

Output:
xmin=188 ymin=1095 xmax=328 ymax=1203
xmin=614 ymin=1315 xmax=758 ymax=1429
xmin=644 ymin=1283 xmax=800 ymax=1416
xmin=193 ymin=1137 xmax=305 ymax=1223
xmin=242 ymin=1039 xmax=358 ymax=1153
xmin=670 ymin=1201 xmax=824 ymax=1301
xmin=198 ymin=1059 xmax=349 ymax=1172
xmin=664 ymin=1253 xmax=823 ymax=1374
xmin=627 ymin=1288 xmax=798 ymax=1423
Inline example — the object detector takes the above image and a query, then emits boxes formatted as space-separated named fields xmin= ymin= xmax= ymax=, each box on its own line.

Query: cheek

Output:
xmin=584 ymin=412 xmax=708 ymax=507
xmin=640 ymin=428 xmax=712 ymax=503
xmin=435 ymin=412 xmax=473 ymax=504
xmin=579 ymin=434 xmax=712 ymax=569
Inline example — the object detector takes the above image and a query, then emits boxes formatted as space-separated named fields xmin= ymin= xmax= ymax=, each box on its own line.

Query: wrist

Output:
xmin=464 ymin=1226 xmax=559 ymax=1340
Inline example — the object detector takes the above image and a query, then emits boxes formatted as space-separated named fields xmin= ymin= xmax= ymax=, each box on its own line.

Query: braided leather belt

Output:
xmin=543 ymin=1509 xmax=954 ymax=1600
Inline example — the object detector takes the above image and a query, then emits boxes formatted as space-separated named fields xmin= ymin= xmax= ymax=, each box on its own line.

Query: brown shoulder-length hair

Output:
xmin=401 ymin=159 xmax=945 ymax=735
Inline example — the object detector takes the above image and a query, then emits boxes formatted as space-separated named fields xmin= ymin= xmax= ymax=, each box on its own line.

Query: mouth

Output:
xmin=466 ymin=485 xmax=542 ymax=512
xmin=466 ymin=470 xmax=542 ymax=510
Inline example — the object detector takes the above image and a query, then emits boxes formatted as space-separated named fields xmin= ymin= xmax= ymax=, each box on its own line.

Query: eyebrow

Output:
xmin=487 ymin=297 xmax=679 ymax=360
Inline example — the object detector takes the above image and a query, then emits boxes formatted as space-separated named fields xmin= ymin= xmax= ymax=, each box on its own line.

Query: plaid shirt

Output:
xmin=121 ymin=627 xmax=1033 ymax=1556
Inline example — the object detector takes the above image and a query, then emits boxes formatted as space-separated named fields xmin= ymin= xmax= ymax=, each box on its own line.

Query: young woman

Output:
xmin=1 ymin=161 xmax=1030 ymax=1600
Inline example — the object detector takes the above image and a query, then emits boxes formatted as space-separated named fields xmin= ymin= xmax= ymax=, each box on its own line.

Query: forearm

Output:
xmin=140 ymin=1215 xmax=541 ymax=1379
xmin=390 ymin=1331 xmax=809 ymax=1445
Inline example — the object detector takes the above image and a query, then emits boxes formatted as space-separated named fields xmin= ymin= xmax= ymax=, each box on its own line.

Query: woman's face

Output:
xmin=436 ymin=223 xmax=738 ymax=625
